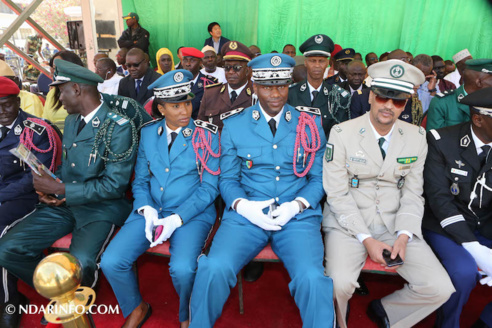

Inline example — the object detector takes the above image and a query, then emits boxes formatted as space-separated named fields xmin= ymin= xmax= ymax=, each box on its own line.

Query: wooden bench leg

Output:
xmin=238 ymin=270 xmax=244 ymax=315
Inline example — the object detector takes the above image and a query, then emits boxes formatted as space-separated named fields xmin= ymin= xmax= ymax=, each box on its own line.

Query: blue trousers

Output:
xmin=100 ymin=215 xmax=212 ymax=321
xmin=424 ymin=229 xmax=492 ymax=328
xmin=189 ymin=216 xmax=334 ymax=328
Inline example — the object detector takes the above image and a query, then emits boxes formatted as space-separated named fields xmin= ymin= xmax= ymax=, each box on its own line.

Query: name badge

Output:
xmin=451 ymin=168 xmax=468 ymax=176
xmin=349 ymin=157 xmax=367 ymax=164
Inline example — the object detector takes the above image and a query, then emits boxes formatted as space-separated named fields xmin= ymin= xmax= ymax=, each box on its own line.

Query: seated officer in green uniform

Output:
xmin=0 ymin=59 xmax=139 ymax=327
xmin=288 ymin=34 xmax=351 ymax=138
xmin=426 ymin=58 xmax=492 ymax=131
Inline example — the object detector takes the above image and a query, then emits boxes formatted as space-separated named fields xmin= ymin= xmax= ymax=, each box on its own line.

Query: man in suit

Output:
xmin=118 ymin=12 xmax=150 ymax=54
xmin=337 ymin=60 xmax=368 ymax=95
xmin=325 ymin=48 xmax=355 ymax=85
xmin=426 ymin=58 xmax=492 ymax=131
xmin=0 ymin=60 xmax=138 ymax=327
xmin=198 ymin=41 xmax=254 ymax=132
xmin=0 ymin=77 xmax=57 ymax=328
xmin=203 ymin=22 xmax=230 ymax=54
xmin=189 ymin=53 xmax=334 ymax=327
xmin=102 ymin=69 xmax=220 ymax=328
xmin=181 ymin=47 xmax=218 ymax=120
xmin=323 ymin=60 xmax=454 ymax=328
xmin=118 ymin=48 xmax=160 ymax=105
xmin=423 ymin=86 xmax=492 ymax=328
xmin=288 ymin=34 xmax=351 ymax=139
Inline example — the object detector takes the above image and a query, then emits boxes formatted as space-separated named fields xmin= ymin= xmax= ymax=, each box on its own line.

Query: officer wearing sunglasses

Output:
xmin=198 ymin=41 xmax=254 ymax=132
xmin=323 ymin=60 xmax=455 ymax=328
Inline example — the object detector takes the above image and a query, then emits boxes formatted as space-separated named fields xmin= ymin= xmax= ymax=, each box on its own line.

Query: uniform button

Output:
xmin=375 ymin=186 xmax=379 ymax=190
xmin=376 ymin=200 xmax=380 ymax=204
xmin=165 ymin=168 xmax=169 ymax=172
xmin=273 ymin=145 xmax=278 ymax=149
xmin=275 ymin=197 xmax=279 ymax=202
xmin=160 ymin=187 xmax=164 ymax=191
xmin=71 ymin=163 xmax=75 ymax=167
xmin=159 ymin=207 xmax=162 ymax=211
xmin=379 ymin=174 xmax=384 ymax=178
xmin=72 ymin=181 xmax=77 ymax=183
xmin=276 ymin=177 xmax=280 ymax=181
xmin=247 ymin=154 xmax=251 ymax=158
xmin=73 ymin=143 xmax=77 ymax=147
xmin=276 ymin=166 xmax=280 ymax=170
xmin=13 ymin=160 xmax=17 ymax=164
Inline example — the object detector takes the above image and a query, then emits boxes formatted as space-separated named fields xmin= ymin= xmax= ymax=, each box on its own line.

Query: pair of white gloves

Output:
xmin=141 ymin=206 xmax=182 ymax=247
xmin=463 ymin=241 xmax=492 ymax=286
xmin=236 ymin=198 xmax=302 ymax=231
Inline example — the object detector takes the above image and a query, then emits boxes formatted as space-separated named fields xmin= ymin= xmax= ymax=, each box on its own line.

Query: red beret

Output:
xmin=181 ymin=47 xmax=204 ymax=58
xmin=331 ymin=44 xmax=342 ymax=58
xmin=0 ymin=76 xmax=20 ymax=98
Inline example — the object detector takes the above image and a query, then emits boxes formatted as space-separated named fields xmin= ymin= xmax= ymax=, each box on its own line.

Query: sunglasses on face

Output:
xmin=375 ymin=94 xmax=407 ymax=108
xmin=224 ymin=64 xmax=244 ymax=72
xmin=126 ymin=59 xmax=145 ymax=68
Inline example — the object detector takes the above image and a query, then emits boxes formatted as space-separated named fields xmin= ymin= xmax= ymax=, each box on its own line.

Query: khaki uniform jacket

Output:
xmin=323 ymin=113 xmax=428 ymax=239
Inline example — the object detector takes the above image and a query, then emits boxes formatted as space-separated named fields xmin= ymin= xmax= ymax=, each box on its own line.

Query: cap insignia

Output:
xmin=390 ymin=65 xmax=405 ymax=78
xmin=270 ymin=55 xmax=282 ymax=67
xmin=314 ymin=35 xmax=323 ymax=44
xmin=174 ymin=72 xmax=184 ymax=82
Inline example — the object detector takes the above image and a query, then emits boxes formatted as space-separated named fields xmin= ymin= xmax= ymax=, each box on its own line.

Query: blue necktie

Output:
xmin=136 ymin=79 xmax=142 ymax=95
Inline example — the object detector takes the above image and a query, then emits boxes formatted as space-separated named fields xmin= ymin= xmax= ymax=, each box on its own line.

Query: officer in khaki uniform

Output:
xmin=288 ymin=34 xmax=351 ymax=138
xmin=0 ymin=59 xmax=138 ymax=326
xmin=323 ymin=60 xmax=454 ymax=328
xmin=198 ymin=41 xmax=254 ymax=132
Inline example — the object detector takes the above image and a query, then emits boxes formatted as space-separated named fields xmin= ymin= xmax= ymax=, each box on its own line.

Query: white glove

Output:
xmin=236 ymin=198 xmax=281 ymax=231
xmin=140 ymin=205 xmax=159 ymax=243
xmin=149 ymin=214 xmax=182 ymax=247
xmin=463 ymin=241 xmax=492 ymax=284
xmin=271 ymin=201 xmax=301 ymax=226
xmin=480 ymin=276 xmax=492 ymax=286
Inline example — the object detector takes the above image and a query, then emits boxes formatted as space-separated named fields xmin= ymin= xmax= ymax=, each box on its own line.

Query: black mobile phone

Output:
xmin=382 ymin=249 xmax=404 ymax=267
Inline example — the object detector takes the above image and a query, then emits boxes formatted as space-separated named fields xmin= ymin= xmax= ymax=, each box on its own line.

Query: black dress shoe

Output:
xmin=137 ymin=303 xmax=152 ymax=328
xmin=354 ymin=276 xmax=370 ymax=296
xmin=1 ymin=293 xmax=29 ymax=328
xmin=243 ymin=262 xmax=264 ymax=282
xmin=471 ymin=318 xmax=490 ymax=328
xmin=367 ymin=299 xmax=390 ymax=328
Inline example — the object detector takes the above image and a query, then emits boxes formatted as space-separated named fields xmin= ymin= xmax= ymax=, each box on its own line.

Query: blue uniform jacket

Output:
xmin=0 ymin=110 xmax=54 ymax=203
xmin=130 ymin=118 xmax=219 ymax=224
xmin=219 ymin=103 xmax=327 ymax=223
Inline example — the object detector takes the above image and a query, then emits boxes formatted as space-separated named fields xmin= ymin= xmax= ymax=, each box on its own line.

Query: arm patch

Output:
xmin=325 ymin=143 xmax=334 ymax=162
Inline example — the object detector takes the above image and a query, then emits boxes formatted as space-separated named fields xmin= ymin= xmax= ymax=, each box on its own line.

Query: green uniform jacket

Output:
xmin=426 ymin=84 xmax=470 ymax=131
xmin=288 ymin=79 xmax=350 ymax=138
xmin=58 ymin=102 xmax=136 ymax=228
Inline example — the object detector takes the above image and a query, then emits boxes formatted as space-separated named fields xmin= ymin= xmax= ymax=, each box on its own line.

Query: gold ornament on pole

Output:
xmin=33 ymin=252 xmax=96 ymax=328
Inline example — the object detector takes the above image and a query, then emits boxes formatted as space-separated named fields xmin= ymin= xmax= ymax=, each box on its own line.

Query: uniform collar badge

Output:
xmin=158 ymin=126 xmax=163 ymax=136
xmin=252 ymin=110 xmax=260 ymax=121
xmin=197 ymin=82 xmax=203 ymax=88
xmin=359 ymin=128 xmax=365 ymax=134
xmin=398 ymin=128 xmax=403 ymax=135
xmin=455 ymin=160 xmax=465 ymax=168
xmin=92 ymin=116 xmax=100 ymax=128
xmin=300 ymin=83 xmax=307 ymax=92
xmin=183 ymin=128 xmax=192 ymax=137
xmin=220 ymin=85 xmax=226 ymax=93
xmin=457 ymin=93 xmax=464 ymax=102
xmin=14 ymin=124 xmax=22 ymax=135
xmin=246 ymin=88 xmax=252 ymax=96
xmin=460 ymin=135 xmax=470 ymax=147
xmin=323 ymin=87 xmax=328 ymax=96
xmin=285 ymin=111 xmax=291 ymax=122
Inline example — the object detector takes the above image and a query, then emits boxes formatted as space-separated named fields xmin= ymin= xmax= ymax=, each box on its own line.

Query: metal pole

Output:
xmin=5 ymin=41 xmax=51 ymax=77
xmin=0 ymin=0 xmax=44 ymax=46
xmin=1 ymin=0 xmax=66 ymax=51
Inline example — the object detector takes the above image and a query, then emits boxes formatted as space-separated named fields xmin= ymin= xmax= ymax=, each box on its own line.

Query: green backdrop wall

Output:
xmin=121 ymin=0 xmax=492 ymax=65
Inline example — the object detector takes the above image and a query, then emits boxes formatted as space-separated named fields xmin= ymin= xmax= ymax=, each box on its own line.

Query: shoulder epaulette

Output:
xmin=220 ymin=107 xmax=244 ymax=120
xmin=333 ymin=124 xmax=342 ymax=133
xmin=295 ymin=106 xmax=321 ymax=115
xmin=108 ymin=112 xmax=129 ymax=126
xmin=205 ymin=82 xmax=222 ymax=89
xmin=194 ymin=120 xmax=218 ymax=134
xmin=204 ymin=75 xmax=218 ymax=83
xmin=23 ymin=119 xmax=46 ymax=135
xmin=437 ymin=89 xmax=455 ymax=98
xmin=419 ymin=126 xmax=425 ymax=135
xmin=289 ymin=82 xmax=298 ymax=88
xmin=141 ymin=118 xmax=163 ymax=129
xmin=334 ymin=85 xmax=350 ymax=98
xmin=429 ymin=129 xmax=441 ymax=140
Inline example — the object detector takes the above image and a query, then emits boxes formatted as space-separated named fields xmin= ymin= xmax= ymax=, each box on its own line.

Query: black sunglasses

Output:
xmin=224 ymin=64 xmax=245 ymax=72
xmin=126 ymin=59 xmax=145 ymax=68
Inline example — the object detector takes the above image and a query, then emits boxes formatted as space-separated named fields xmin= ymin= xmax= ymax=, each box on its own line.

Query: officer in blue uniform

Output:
xmin=0 ymin=60 xmax=138 ymax=327
xmin=0 ymin=77 xmax=56 ymax=328
xmin=101 ymin=69 xmax=220 ymax=328
xmin=189 ymin=54 xmax=334 ymax=328
xmin=423 ymin=85 xmax=492 ymax=328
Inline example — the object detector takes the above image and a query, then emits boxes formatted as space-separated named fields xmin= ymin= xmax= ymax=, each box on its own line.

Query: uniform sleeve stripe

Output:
xmin=430 ymin=129 xmax=441 ymax=140
xmin=440 ymin=215 xmax=465 ymax=228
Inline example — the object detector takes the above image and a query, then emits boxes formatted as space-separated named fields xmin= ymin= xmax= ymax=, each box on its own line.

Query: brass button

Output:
xmin=276 ymin=166 xmax=280 ymax=170
xmin=276 ymin=177 xmax=280 ymax=181
xmin=273 ymin=145 xmax=278 ymax=149
xmin=71 ymin=163 xmax=75 ymax=167
xmin=73 ymin=143 xmax=77 ymax=147
xmin=160 ymin=187 xmax=163 ymax=191
xmin=165 ymin=168 xmax=169 ymax=172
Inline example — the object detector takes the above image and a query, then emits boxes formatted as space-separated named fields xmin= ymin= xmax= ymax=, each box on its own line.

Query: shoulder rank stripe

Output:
xmin=429 ymin=129 xmax=441 ymax=140
xmin=141 ymin=118 xmax=163 ymax=129
xmin=220 ymin=107 xmax=244 ymax=120
xmin=295 ymin=106 xmax=321 ymax=116
xmin=194 ymin=120 xmax=218 ymax=134
xmin=23 ymin=119 xmax=46 ymax=135
xmin=108 ymin=112 xmax=129 ymax=125
xmin=205 ymin=82 xmax=222 ymax=89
